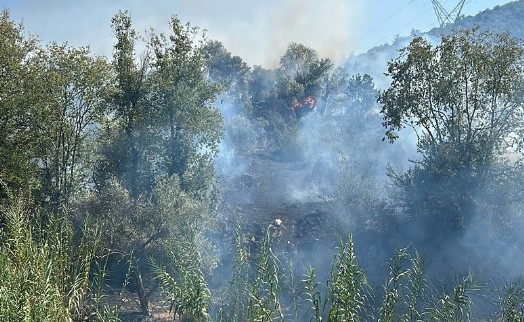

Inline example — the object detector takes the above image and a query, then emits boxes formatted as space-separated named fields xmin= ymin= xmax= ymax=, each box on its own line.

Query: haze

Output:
xmin=1 ymin=0 xmax=515 ymax=67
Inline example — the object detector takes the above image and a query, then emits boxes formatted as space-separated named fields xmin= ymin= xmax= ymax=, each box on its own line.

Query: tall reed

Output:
xmin=0 ymin=193 xmax=114 ymax=321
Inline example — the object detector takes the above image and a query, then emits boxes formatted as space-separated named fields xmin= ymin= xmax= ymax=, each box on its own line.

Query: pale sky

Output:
xmin=0 ymin=0 xmax=516 ymax=67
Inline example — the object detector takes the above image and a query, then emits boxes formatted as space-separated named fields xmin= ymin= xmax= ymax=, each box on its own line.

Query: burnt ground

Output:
xmin=213 ymin=151 xmax=394 ymax=286
xmin=218 ymin=151 xmax=345 ymax=249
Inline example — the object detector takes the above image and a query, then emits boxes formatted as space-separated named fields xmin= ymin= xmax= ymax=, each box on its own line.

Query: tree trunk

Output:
xmin=135 ymin=269 xmax=150 ymax=316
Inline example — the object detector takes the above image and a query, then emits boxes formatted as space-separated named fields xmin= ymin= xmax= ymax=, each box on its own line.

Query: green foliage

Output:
xmin=379 ymin=28 xmax=524 ymax=235
xmin=150 ymin=16 xmax=223 ymax=183
xmin=248 ymin=227 xmax=285 ymax=322
xmin=380 ymin=27 xmax=524 ymax=170
xmin=0 ymin=192 xmax=498 ymax=322
xmin=377 ymin=248 xmax=479 ymax=322
xmin=0 ymin=193 xmax=111 ymax=321
xmin=426 ymin=273 xmax=479 ymax=321
xmin=153 ymin=223 xmax=211 ymax=322
xmin=0 ymin=10 xmax=112 ymax=210
xmin=1 ymin=7 xmax=524 ymax=322
xmin=215 ymin=224 xmax=252 ymax=322
xmin=203 ymin=40 xmax=251 ymax=108
xmin=326 ymin=235 xmax=373 ymax=322
xmin=494 ymin=280 xmax=524 ymax=322
xmin=91 ymin=11 xmax=224 ymax=314
xmin=321 ymin=70 xmax=378 ymax=117
xmin=302 ymin=267 xmax=325 ymax=322
xmin=213 ymin=43 xmax=337 ymax=155
xmin=212 ymin=228 xmax=485 ymax=322
xmin=276 ymin=43 xmax=333 ymax=120
xmin=34 ymin=43 xmax=112 ymax=211
xmin=0 ymin=11 xmax=44 ymax=197
xmin=225 ymin=114 xmax=259 ymax=154
xmin=379 ymin=248 xmax=428 ymax=322
xmin=101 ymin=11 xmax=153 ymax=199
xmin=99 ymin=10 xmax=223 ymax=204
xmin=215 ymin=226 xmax=285 ymax=322
xmin=248 ymin=66 xmax=276 ymax=117
xmin=277 ymin=43 xmax=333 ymax=101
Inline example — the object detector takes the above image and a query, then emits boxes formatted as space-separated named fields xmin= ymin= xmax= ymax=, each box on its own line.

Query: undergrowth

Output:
xmin=0 ymin=193 xmax=118 ymax=321
xmin=2 ymin=194 xmax=523 ymax=322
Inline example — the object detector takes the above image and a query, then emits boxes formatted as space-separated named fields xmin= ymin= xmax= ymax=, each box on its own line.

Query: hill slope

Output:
xmin=346 ymin=0 xmax=524 ymax=87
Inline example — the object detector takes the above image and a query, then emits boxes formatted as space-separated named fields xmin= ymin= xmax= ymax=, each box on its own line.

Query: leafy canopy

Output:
xmin=380 ymin=28 xmax=524 ymax=172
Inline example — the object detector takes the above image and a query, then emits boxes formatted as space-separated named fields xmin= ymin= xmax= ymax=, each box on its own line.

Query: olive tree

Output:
xmin=92 ymin=12 xmax=223 ymax=315
xmin=276 ymin=43 xmax=333 ymax=119
xmin=378 ymin=28 xmax=524 ymax=238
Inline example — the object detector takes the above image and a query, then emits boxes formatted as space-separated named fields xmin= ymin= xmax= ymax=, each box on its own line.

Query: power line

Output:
xmin=360 ymin=5 xmax=435 ymax=52
xmin=355 ymin=0 xmax=415 ymax=43
xmin=355 ymin=0 xmax=502 ymax=54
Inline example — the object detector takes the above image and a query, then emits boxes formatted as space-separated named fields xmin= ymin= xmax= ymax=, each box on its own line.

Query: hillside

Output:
xmin=346 ymin=0 xmax=524 ymax=88
xmin=215 ymin=3 xmax=524 ymax=319
xmin=434 ymin=0 xmax=524 ymax=39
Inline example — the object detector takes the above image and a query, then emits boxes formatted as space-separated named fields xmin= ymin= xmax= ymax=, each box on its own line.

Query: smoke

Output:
xmin=264 ymin=0 xmax=361 ymax=67
xmin=184 ymin=0 xmax=364 ymax=68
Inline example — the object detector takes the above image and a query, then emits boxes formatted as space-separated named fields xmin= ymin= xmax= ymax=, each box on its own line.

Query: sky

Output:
xmin=0 ymin=0 xmax=517 ymax=67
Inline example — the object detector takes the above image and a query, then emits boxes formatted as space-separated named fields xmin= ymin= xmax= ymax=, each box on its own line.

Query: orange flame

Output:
xmin=304 ymin=96 xmax=315 ymax=107
xmin=291 ymin=96 xmax=315 ymax=111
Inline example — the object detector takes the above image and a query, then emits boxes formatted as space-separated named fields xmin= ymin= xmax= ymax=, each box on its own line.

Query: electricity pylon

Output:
xmin=431 ymin=0 xmax=466 ymax=27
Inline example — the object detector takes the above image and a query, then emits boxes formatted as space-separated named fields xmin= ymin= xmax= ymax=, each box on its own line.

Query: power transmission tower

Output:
xmin=431 ymin=0 xmax=466 ymax=27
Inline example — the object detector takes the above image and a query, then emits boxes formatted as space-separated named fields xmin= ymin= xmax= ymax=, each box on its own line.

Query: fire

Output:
xmin=291 ymin=96 xmax=316 ymax=111
xmin=304 ymin=96 xmax=315 ymax=107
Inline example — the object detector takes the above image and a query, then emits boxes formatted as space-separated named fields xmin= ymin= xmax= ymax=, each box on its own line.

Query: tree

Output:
xmin=276 ymin=43 xmax=333 ymax=119
xmin=248 ymin=66 xmax=276 ymax=117
xmin=0 ymin=10 xmax=111 ymax=215
xmin=378 ymin=28 xmax=524 ymax=239
xmin=345 ymin=74 xmax=378 ymax=117
xmin=0 ymin=10 xmax=41 ymax=199
xmin=320 ymin=69 xmax=378 ymax=118
xmin=150 ymin=16 xmax=223 ymax=198
xmin=202 ymin=40 xmax=250 ymax=104
xmin=100 ymin=11 xmax=152 ymax=199
xmin=91 ymin=12 xmax=223 ymax=315
xmin=202 ymin=41 xmax=263 ymax=156
xmin=33 ymin=44 xmax=111 ymax=212
xmin=317 ymin=66 xmax=350 ymax=116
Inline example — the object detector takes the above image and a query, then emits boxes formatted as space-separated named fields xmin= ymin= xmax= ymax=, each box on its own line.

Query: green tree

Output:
xmin=33 ymin=44 xmax=111 ymax=212
xmin=99 ymin=11 xmax=152 ymax=199
xmin=0 ymin=10 xmax=111 ymax=216
xmin=92 ymin=12 xmax=223 ymax=315
xmin=0 ymin=10 xmax=41 ymax=199
xmin=248 ymin=66 xmax=276 ymax=118
xmin=93 ymin=12 xmax=159 ymax=315
xmin=379 ymin=28 xmax=524 ymax=238
xmin=202 ymin=41 xmax=261 ymax=155
xmin=150 ymin=17 xmax=223 ymax=195
xmin=203 ymin=40 xmax=251 ymax=106
xmin=317 ymin=66 xmax=350 ymax=116
xmin=320 ymin=70 xmax=378 ymax=118
xmin=276 ymin=43 xmax=333 ymax=119
xmin=345 ymin=74 xmax=378 ymax=117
